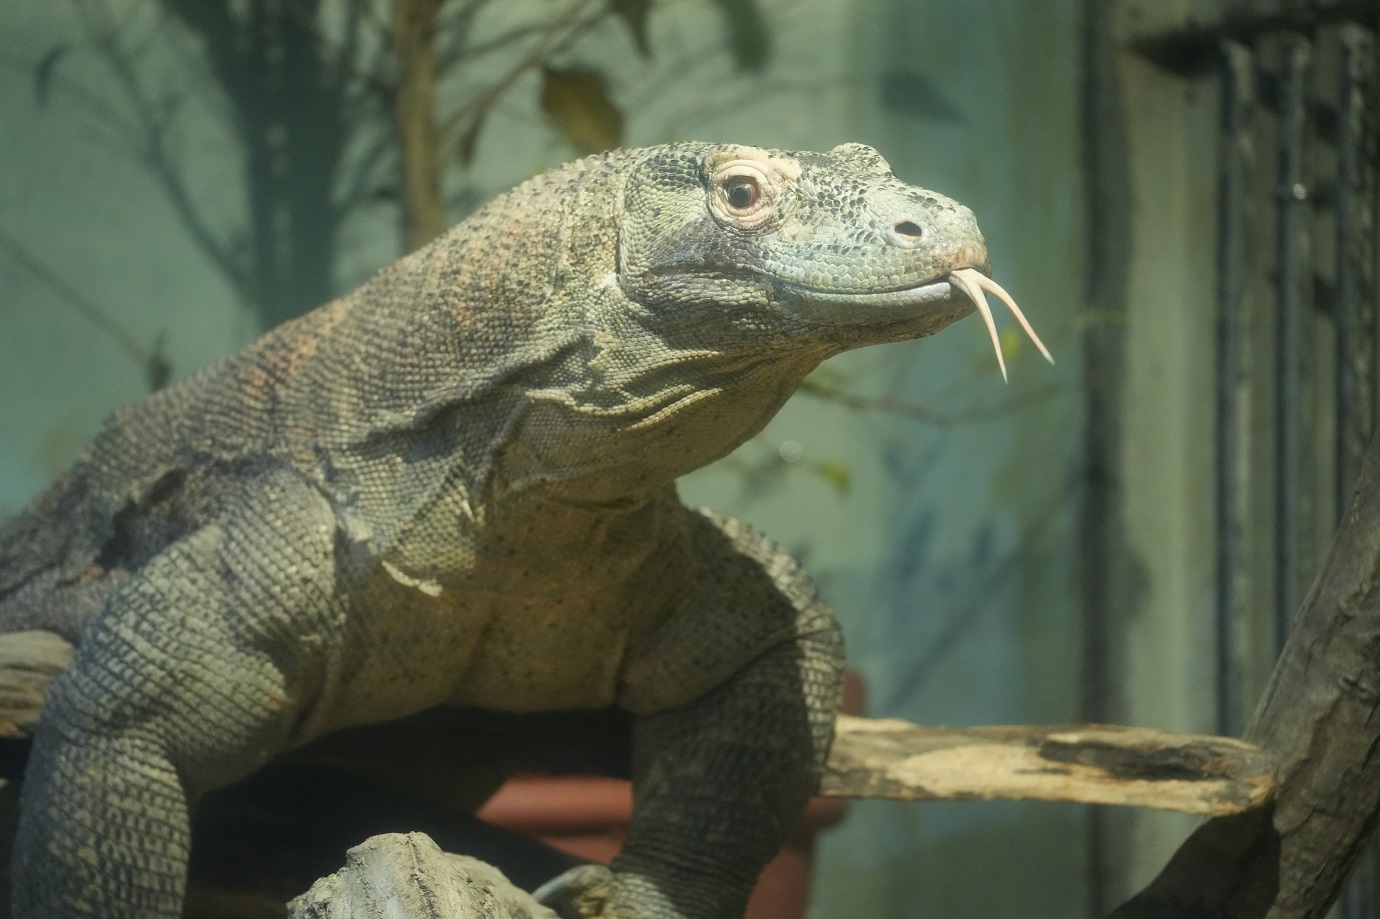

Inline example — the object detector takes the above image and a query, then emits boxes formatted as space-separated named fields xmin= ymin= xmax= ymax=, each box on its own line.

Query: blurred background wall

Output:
xmin=2 ymin=0 xmax=1377 ymax=916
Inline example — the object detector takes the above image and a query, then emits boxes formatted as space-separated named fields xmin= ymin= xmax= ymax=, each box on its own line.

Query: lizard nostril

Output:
xmin=893 ymin=219 xmax=925 ymax=240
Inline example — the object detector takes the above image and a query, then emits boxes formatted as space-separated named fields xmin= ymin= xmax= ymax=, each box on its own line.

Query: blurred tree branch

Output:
xmin=0 ymin=228 xmax=170 ymax=391
xmin=392 ymin=0 xmax=448 ymax=250
xmin=442 ymin=0 xmax=606 ymax=166
xmin=17 ymin=0 xmax=789 ymax=324
xmin=69 ymin=3 xmax=255 ymax=306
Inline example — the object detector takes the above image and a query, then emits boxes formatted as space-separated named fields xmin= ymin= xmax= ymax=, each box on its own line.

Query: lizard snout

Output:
xmin=942 ymin=242 xmax=991 ymax=276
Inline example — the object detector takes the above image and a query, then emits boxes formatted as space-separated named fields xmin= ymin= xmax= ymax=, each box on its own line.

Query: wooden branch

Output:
xmin=391 ymin=0 xmax=447 ymax=252
xmin=822 ymin=714 xmax=1274 ymax=816
xmin=0 ymin=630 xmax=71 ymax=739
xmin=271 ymin=715 xmax=1280 ymax=919
xmin=0 ymin=229 xmax=167 ymax=387
xmin=440 ymin=0 xmax=601 ymax=161
xmin=79 ymin=2 xmax=253 ymax=304
xmin=0 ymin=631 xmax=1273 ymax=818
xmin=1111 ymin=431 xmax=1380 ymax=919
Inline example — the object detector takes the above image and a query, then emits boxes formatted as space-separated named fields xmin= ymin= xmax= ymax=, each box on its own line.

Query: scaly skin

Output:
xmin=0 ymin=143 xmax=992 ymax=918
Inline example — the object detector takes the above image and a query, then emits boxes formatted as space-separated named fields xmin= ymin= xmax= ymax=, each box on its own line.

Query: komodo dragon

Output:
xmin=0 ymin=142 xmax=1049 ymax=918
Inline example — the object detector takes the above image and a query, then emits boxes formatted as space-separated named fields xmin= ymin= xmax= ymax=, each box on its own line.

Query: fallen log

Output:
xmin=822 ymin=714 xmax=1275 ymax=816
xmin=0 ymin=629 xmax=70 ymax=738
xmin=0 ymin=631 xmax=1275 ymax=817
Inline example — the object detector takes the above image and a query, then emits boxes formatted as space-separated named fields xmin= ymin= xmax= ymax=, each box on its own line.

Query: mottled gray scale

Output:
xmin=0 ymin=141 xmax=1010 ymax=919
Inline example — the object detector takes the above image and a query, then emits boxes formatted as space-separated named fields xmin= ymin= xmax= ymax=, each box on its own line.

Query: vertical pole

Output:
xmin=1215 ymin=42 xmax=1253 ymax=738
xmin=1079 ymin=0 xmax=1132 ymax=912
xmin=1273 ymin=36 xmax=1311 ymax=651
xmin=1336 ymin=27 xmax=1376 ymax=519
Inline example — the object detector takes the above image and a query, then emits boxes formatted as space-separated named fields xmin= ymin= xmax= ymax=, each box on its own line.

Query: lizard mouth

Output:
xmin=792 ymin=267 xmax=1053 ymax=381
xmin=946 ymin=267 xmax=1054 ymax=382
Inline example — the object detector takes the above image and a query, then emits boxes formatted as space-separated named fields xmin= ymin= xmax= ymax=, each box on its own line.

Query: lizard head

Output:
xmin=617 ymin=142 xmax=1050 ymax=379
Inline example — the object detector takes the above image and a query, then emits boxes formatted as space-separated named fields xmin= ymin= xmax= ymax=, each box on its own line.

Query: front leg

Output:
xmin=614 ymin=637 xmax=843 ymax=919
xmin=13 ymin=474 xmax=343 ymax=918
xmin=592 ymin=510 xmax=845 ymax=919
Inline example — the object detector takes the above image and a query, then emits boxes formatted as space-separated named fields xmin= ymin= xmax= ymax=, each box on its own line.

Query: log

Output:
xmin=279 ymin=718 xmax=1280 ymax=919
xmin=822 ymin=714 xmax=1275 ymax=816
xmin=0 ymin=632 xmax=1275 ymax=817
xmin=1110 ymin=432 xmax=1380 ymax=918
xmin=288 ymin=832 xmax=557 ymax=919
xmin=0 ymin=630 xmax=71 ymax=738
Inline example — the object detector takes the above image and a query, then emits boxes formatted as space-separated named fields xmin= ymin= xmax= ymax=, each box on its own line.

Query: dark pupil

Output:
xmin=727 ymin=180 xmax=756 ymax=208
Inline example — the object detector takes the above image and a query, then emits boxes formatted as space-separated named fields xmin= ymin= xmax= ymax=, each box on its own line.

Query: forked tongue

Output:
xmin=947 ymin=267 xmax=1053 ymax=383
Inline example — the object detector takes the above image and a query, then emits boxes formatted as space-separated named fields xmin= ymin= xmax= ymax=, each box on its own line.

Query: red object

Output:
xmin=477 ymin=672 xmax=866 ymax=919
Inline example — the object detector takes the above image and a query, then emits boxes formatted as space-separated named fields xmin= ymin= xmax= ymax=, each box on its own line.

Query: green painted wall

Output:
xmin=0 ymin=1 xmax=1090 ymax=915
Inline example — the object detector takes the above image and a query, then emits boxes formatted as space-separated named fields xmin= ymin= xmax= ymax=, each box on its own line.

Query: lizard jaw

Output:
xmin=790 ymin=269 xmax=1053 ymax=381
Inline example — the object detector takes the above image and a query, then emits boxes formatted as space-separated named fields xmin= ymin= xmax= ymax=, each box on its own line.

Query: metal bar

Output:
xmin=1274 ymin=36 xmax=1311 ymax=652
xmin=1216 ymin=41 xmax=1254 ymax=738
xmin=1078 ymin=0 xmax=1132 ymax=908
xmin=1337 ymin=27 xmax=1378 ymax=515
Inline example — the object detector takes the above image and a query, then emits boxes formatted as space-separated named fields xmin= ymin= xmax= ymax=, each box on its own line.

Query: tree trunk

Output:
xmin=1111 ymin=431 xmax=1380 ymax=919
xmin=392 ymin=0 xmax=448 ymax=252
xmin=160 ymin=0 xmax=348 ymax=328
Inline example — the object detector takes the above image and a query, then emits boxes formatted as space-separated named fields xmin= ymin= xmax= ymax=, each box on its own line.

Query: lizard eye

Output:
xmin=724 ymin=177 xmax=759 ymax=211
xmin=704 ymin=156 xmax=781 ymax=230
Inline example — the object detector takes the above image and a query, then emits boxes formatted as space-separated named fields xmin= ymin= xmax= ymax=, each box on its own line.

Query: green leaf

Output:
xmin=710 ymin=0 xmax=770 ymax=72
xmin=800 ymin=365 xmax=846 ymax=395
xmin=1000 ymin=325 xmax=1023 ymax=362
xmin=540 ymin=66 xmax=624 ymax=155
xmin=812 ymin=459 xmax=851 ymax=496
xmin=609 ymin=0 xmax=653 ymax=58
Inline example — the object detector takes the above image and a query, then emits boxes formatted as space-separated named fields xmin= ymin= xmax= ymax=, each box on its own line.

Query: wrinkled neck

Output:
xmin=490 ymin=335 xmax=829 ymax=508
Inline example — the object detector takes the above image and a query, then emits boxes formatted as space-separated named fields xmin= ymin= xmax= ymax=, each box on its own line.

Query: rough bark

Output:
xmin=823 ymin=714 xmax=1274 ymax=816
xmin=0 ymin=634 xmax=1274 ymax=817
xmin=0 ymin=631 xmax=70 ymax=739
xmin=288 ymin=833 xmax=557 ymax=919
xmin=1111 ymin=432 xmax=1380 ymax=919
